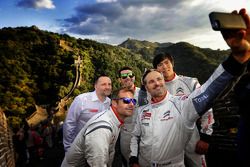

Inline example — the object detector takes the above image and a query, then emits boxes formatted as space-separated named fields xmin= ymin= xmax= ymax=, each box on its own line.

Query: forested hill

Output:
xmin=119 ymin=38 xmax=230 ymax=82
xmin=0 ymin=26 xmax=231 ymax=125
xmin=0 ymin=26 xmax=151 ymax=123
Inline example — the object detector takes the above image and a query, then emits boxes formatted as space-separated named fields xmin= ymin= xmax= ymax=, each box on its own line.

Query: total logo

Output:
xmin=193 ymin=94 xmax=209 ymax=103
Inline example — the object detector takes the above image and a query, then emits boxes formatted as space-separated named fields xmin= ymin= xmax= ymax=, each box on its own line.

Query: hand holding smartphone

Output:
xmin=209 ymin=12 xmax=247 ymax=31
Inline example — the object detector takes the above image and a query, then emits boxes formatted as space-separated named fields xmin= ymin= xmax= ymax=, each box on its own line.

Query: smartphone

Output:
xmin=209 ymin=12 xmax=247 ymax=31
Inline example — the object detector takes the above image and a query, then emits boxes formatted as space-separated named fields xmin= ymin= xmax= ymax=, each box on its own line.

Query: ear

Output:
xmin=118 ymin=78 xmax=122 ymax=83
xmin=171 ymin=60 xmax=174 ymax=67
xmin=94 ymin=83 xmax=97 ymax=90
xmin=145 ymin=84 xmax=149 ymax=92
xmin=132 ymin=77 xmax=135 ymax=83
xmin=112 ymin=100 xmax=118 ymax=107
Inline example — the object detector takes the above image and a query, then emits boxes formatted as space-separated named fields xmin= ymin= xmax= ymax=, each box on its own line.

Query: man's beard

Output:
xmin=122 ymin=82 xmax=133 ymax=90
xmin=151 ymin=85 xmax=166 ymax=97
xmin=102 ymin=90 xmax=111 ymax=96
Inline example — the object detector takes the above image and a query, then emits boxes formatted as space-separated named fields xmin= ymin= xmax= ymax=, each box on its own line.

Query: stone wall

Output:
xmin=0 ymin=109 xmax=15 ymax=167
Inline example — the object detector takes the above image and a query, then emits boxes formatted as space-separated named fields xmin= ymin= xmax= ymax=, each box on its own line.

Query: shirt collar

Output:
xmin=151 ymin=91 xmax=168 ymax=104
xmin=92 ymin=91 xmax=110 ymax=103
xmin=165 ymin=73 xmax=177 ymax=82
xmin=111 ymin=106 xmax=124 ymax=127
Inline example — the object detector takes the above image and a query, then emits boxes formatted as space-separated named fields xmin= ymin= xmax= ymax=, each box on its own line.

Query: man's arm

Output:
xmin=204 ymin=7 xmax=250 ymax=134
xmin=192 ymin=79 xmax=215 ymax=137
xmin=129 ymin=108 xmax=143 ymax=167
xmin=194 ymin=108 xmax=214 ymax=154
xmin=188 ymin=55 xmax=247 ymax=120
xmin=63 ymin=96 xmax=83 ymax=151
xmin=85 ymin=127 xmax=113 ymax=167
xmin=199 ymin=109 xmax=214 ymax=136
xmin=191 ymin=78 xmax=215 ymax=154
xmin=183 ymin=9 xmax=250 ymax=122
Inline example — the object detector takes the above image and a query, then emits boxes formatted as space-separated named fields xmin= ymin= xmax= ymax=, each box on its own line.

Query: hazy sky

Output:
xmin=0 ymin=0 xmax=248 ymax=50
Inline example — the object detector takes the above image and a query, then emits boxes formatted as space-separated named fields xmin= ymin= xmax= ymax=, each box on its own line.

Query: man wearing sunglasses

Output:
xmin=129 ymin=8 xmax=250 ymax=167
xmin=118 ymin=66 xmax=141 ymax=166
xmin=63 ymin=75 xmax=112 ymax=152
xmin=61 ymin=88 xmax=136 ymax=167
xmin=118 ymin=66 xmax=137 ymax=90
xmin=153 ymin=53 xmax=214 ymax=167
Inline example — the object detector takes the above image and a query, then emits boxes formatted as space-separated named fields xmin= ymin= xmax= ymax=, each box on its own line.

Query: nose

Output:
xmin=130 ymin=99 xmax=137 ymax=106
xmin=162 ymin=62 xmax=168 ymax=68
xmin=154 ymin=80 xmax=161 ymax=86
xmin=130 ymin=101 xmax=135 ymax=105
xmin=105 ymin=85 xmax=111 ymax=89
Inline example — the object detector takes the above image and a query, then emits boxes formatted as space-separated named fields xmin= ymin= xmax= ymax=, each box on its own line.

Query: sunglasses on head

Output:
xmin=114 ymin=97 xmax=137 ymax=105
xmin=120 ymin=73 xmax=134 ymax=79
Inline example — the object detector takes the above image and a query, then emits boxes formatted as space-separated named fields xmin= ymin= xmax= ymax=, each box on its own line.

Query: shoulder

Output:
xmin=85 ymin=120 xmax=112 ymax=137
xmin=132 ymin=87 xmax=140 ymax=101
xmin=178 ymin=75 xmax=198 ymax=82
xmin=75 ymin=92 xmax=90 ymax=99
xmin=137 ymin=104 xmax=151 ymax=115
xmin=75 ymin=91 xmax=95 ymax=102
xmin=105 ymin=96 xmax=111 ymax=103
xmin=135 ymin=87 xmax=140 ymax=92
xmin=178 ymin=75 xmax=199 ymax=88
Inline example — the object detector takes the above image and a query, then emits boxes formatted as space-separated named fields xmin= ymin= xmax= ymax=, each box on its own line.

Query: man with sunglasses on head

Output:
xmin=152 ymin=53 xmax=214 ymax=167
xmin=118 ymin=67 xmax=141 ymax=166
xmin=129 ymin=8 xmax=250 ymax=167
xmin=61 ymin=88 xmax=136 ymax=167
xmin=63 ymin=75 xmax=112 ymax=152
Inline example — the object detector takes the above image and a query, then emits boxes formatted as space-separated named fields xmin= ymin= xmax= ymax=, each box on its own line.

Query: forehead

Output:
xmin=145 ymin=71 xmax=162 ymax=81
xmin=96 ymin=76 xmax=111 ymax=84
xmin=120 ymin=69 xmax=132 ymax=74
xmin=118 ymin=90 xmax=134 ymax=97
xmin=160 ymin=58 xmax=171 ymax=63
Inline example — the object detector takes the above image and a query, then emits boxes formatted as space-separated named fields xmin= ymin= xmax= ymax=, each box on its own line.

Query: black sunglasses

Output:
xmin=113 ymin=97 xmax=137 ymax=105
xmin=120 ymin=73 xmax=134 ymax=79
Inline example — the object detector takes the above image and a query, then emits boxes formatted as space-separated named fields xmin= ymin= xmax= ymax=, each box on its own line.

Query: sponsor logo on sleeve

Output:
xmin=193 ymin=94 xmax=209 ymax=103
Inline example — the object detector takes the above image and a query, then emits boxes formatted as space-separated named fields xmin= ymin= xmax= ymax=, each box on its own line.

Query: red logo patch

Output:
xmin=89 ymin=109 xmax=98 ymax=112
xmin=142 ymin=112 xmax=151 ymax=120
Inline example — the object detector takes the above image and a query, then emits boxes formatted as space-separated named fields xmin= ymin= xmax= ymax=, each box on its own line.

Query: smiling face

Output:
xmin=112 ymin=89 xmax=135 ymax=120
xmin=156 ymin=58 xmax=175 ymax=81
xmin=119 ymin=69 xmax=135 ymax=89
xmin=95 ymin=76 xmax=112 ymax=98
xmin=144 ymin=70 xmax=167 ymax=98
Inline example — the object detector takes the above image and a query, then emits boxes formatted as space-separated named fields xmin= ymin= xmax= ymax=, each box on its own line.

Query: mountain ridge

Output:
xmin=118 ymin=38 xmax=230 ymax=82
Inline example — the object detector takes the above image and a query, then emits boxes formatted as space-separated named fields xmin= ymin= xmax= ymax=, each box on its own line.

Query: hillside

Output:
xmin=0 ymin=26 xmax=151 ymax=125
xmin=119 ymin=39 xmax=230 ymax=83
xmin=119 ymin=38 xmax=173 ymax=62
